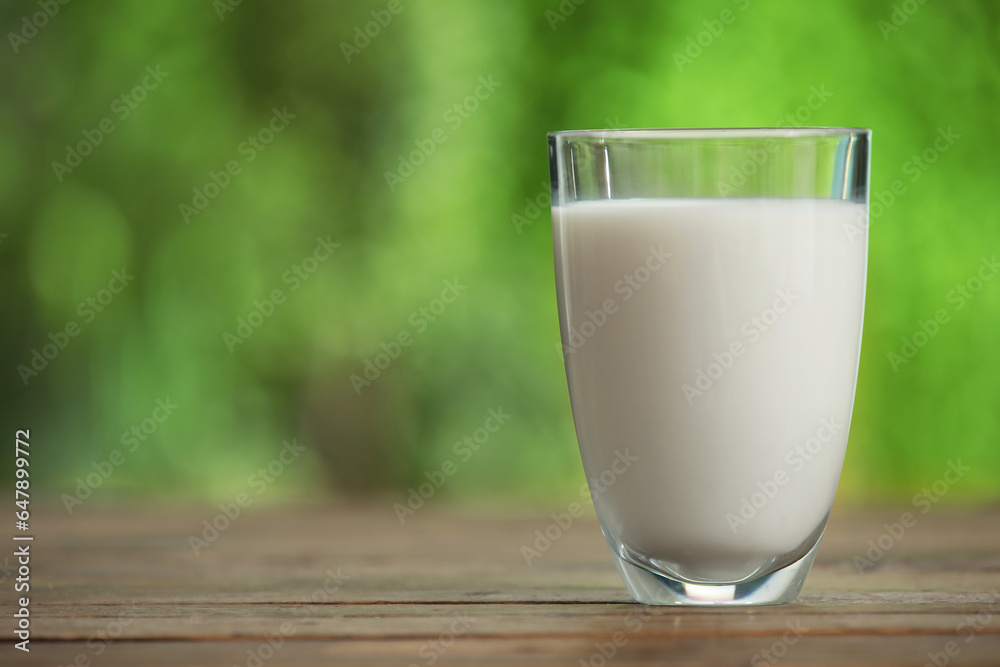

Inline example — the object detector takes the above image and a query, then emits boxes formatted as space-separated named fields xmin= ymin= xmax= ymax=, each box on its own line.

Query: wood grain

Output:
xmin=2 ymin=504 xmax=999 ymax=665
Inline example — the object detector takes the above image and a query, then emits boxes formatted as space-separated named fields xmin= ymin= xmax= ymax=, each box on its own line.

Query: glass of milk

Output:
xmin=548 ymin=128 xmax=871 ymax=605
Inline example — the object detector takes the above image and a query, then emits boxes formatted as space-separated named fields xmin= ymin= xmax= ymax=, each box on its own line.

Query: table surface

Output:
xmin=4 ymin=504 xmax=1000 ymax=666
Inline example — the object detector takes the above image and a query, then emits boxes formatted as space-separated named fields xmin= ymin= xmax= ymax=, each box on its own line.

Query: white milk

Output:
xmin=553 ymin=198 xmax=867 ymax=583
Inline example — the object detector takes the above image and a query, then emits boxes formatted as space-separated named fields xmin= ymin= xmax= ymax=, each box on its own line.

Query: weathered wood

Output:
xmin=3 ymin=504 xmax=999 ymax=665
xmin=22 ymin=597 xmax=1000 ymax=638
xmin=10 ymin=637 xmax=1000 ymax=667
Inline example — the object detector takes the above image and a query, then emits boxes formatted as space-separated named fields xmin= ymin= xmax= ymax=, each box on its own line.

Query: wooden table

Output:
xmin=6 ymin=505 xmax=1000 ymax=665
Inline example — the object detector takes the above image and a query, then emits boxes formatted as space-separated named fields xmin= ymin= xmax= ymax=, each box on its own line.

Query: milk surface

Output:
xmin=553 ymin=198 xmax=867 ymax=582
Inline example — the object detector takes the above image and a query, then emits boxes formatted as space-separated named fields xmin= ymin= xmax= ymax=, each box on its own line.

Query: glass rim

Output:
xmin=549 ymin=127 xmax=871 ymax=141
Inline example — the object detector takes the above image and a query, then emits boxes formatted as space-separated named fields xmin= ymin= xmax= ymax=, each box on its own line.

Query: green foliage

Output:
xmin=1 ymin=0 xmax=997 ymax=504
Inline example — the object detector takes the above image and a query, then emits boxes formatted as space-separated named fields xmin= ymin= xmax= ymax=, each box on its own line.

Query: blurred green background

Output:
xmin=1 ymin=0 xmax=998 ymax=507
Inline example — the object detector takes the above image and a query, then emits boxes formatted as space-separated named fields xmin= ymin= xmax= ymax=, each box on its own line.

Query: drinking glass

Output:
xmin=548 ymin=128 xmax=871 ymax=605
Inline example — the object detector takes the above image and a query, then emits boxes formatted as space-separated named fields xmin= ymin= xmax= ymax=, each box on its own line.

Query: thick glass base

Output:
xmin=610 ymin=539 xmax=821 ymax=606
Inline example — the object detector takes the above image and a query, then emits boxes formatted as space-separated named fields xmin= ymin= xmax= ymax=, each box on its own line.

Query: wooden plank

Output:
xmin=4 ymin=504 xmax=999 ymax=665
xmin=9 ymin=636 xmax=1000 ymax=667
xmin=21 ymin=505 xmax=1000 ymax=606
xmin=18 ymin=597 xmax=1000 ymax=640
